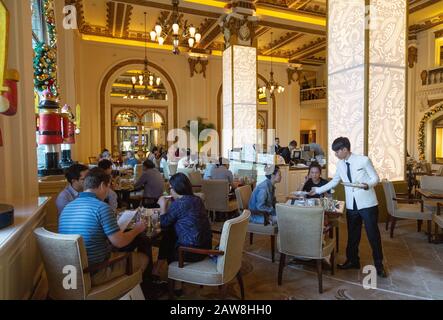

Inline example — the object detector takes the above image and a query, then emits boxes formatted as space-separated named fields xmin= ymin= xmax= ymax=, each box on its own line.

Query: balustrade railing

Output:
xmin=300 ymin=86 xmax=327 ymax=102
xmin=421 ymin=66 xmax=443 ymax=86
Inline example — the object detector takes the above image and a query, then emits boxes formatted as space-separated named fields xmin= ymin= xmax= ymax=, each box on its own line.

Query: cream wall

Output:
xmin=0 ymin=0 xmax=38 ymax=200
xmin=63 ymin=33 xmax=301 ymax=163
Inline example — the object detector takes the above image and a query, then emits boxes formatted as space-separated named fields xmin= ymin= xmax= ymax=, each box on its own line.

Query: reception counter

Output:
xmin=0 ymin=196 xmax=49 ymax=299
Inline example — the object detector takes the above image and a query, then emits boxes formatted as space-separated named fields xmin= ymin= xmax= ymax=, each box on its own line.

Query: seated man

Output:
xmin=56 ymin=164 xmax=89 ymax=214
xmin=280 ymin=140 xmax=297 ymax=165
xmin=134 ymin=159 xmax=165 ymax=208
xmin=208 ymin=157 xmax=236 ymax=190
xmin=124 ymin=151 xmax=139 ymax=168
xmin=98 ymin=159 xmax=119 ymax=213
xmin=248 ymin=165 xmax=281 ymax=225
xmin=58 ymin=168 xmax=150 ymax=287
xmin=177 ymin=149 xmax=196 ymax=169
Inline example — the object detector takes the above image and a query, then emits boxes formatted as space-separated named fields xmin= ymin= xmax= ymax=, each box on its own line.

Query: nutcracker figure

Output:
xmin=37 ymin=89 xmax=63 ymax=176
xmin=59 ymin=104 xmax=76 ymax=168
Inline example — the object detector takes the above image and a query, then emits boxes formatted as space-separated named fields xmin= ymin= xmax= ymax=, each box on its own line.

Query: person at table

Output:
xmin=308 ymin=137 xmax=386 ymax=278
xmin=56 ymin=164 xmax=89 ymax=214
xmin=152 ymin=173 xmax=212 ymax=279
xmin=98 ymin=159 xmax=119 ymax=213
xmin=99 ymin=148 xmax=112 ymax=161
xmin=302 ymin=162 xmax=329 ymax=199
xmin=270 ymin=137 xmax=282 ymax=154
xmin=280 ymin=140 xmax=297 ymax=164
xmin=203 ymin=158 xmax=217 ymax=179
xmin=134 ymin=159 xmax=165 ymax=208
xmin=59 ymin=168 xmax=152 ymax=288
xmin=207 ymin=157 xmax=236 ymax=189
xmin=124 ymin=151 xmax=139 ymax=168
xmin=177 ymin=149 xmax=196 ymax=169
xmin=159 ymin=151 xmax=168 ymax=173
xmin=248 ymin=165 xmax=281 ymax=225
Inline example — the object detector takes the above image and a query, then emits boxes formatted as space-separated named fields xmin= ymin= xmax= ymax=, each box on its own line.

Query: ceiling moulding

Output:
xmin=409 ymin=14 xmax=443 ymax=36
xmin=288 ymin=37 xmax=326 ymax=62
xmin=409 ymin=0 xmax=442 ymax=13
xmin=261 ymin=32 xmax=304 ymax=55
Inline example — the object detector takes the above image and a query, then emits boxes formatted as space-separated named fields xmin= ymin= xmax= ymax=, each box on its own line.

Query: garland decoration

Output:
xmin=418 ymin=103 xmax=443 ymax=160
xmin=33 ymin=0 xmax=59 ymax=96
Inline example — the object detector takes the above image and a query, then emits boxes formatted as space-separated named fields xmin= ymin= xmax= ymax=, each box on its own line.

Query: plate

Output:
xmin=341 ymin=182 xmax=366 ymax=188
xmin=290 ymin=191 xmax=308 ymax=196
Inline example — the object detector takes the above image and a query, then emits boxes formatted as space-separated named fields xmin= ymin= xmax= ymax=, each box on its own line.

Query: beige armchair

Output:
xmin=382 ymin=180 xmax=432 ymax=242
xmin=420 ymin=176 xmax=443 ymax=212
xmin=164 ymin=163 xmax=178 ymax=180
xmin=202 ymin=179 xmax=238 ymax=222
xmin=434 ymin=203 xmax=443 ymax=241
xmin=235 ymin=185 xmax=278 ymax=263
xmin=34 ymin=228 xmax=144 ymax=300
xmin=188 ymin=171 xmax=203 ymax=193
xmin=276 ymin=204 xmax=335 ymax=294
xmin=167 ymin=210 xmax=251 ymax=299
xmin=177 ymin=167 xmax=196 ymax=177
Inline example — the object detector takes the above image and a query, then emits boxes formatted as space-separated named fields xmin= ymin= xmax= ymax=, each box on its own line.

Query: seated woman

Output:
xmin=124 ymin=151 xmax=139 ymax=168
xmin=134 ymin=159 xmax=164 ymax=208
xmin=302 ymin=163 xmax=329 ymax=199
xmin=153 ymin=173 xmax=212 ymax=278
xmin=248 ymin=165 xmax=281 ymax=225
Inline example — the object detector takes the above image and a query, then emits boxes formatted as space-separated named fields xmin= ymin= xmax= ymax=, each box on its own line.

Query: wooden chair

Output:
xmin=188 ymin=171 xmax=203 ymax=193
xmin=433 ymin=203 xmax=443 ymax=242
xmin=202 ymin=179 xmax=238 ymax=222
xmin=34 ymin=228 xmax=144 ymax=300
xmin=167 ymin=210 xmax=251 ymax=300
xmin=235 ymin=185 xmax=278 ymax=263
xmin=382 ymin=180 xmax=432 ymax=241
xmin=276 ymin=204 xmax=335 ymax=294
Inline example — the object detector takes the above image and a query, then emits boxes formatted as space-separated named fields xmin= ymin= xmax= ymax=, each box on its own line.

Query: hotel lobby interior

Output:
xmin=1 ymin=0 xmax=443 ymax=301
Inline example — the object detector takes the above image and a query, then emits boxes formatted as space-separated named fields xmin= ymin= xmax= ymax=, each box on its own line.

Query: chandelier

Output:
xmin=259 ymin=32 xmax=285 ymax=98
xmin=150 ymin=0 xmax=201 ymax=55
xmin=124 ymin=12 xmax=161 ymax=100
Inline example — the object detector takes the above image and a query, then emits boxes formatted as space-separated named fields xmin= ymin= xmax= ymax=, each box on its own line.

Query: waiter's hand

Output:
xmin=361 ymin=183 xmax=369 ymax=190
xmin=309 ymin=187 xmax=318 ymax=196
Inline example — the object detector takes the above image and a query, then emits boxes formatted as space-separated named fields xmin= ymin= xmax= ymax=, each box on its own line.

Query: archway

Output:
xmin=418 ymin=102 xmax=443 ymax=162
xmin=99 ymin=59 xmax=178 ymax=150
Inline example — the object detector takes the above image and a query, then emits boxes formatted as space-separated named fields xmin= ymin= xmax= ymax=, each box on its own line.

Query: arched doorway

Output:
xmin=99 ymin=59 xmax=178 ymax=151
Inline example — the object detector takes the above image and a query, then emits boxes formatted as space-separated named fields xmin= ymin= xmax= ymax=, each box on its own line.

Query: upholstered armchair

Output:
xmin=420 ymin=176 xmax=443 ymax=212
xmin=276 ymin=204 xmax=335 ymax=294
xmin=434 ymin=203 xmax=443 ymax=241
xmin=167 ymin=210 xmax=251 ymax=299
xmin=34 ymin=228 xmax=143 ymax=300
xmin=188 ymin=171 xmax=203 ymax=193
xmin=235 ymin=185 xmax=278 ymax=263
xmin=382 ymin=180 xmax=432 ymax=241
xmin=202 ymin=179 xmax=238 ymax=222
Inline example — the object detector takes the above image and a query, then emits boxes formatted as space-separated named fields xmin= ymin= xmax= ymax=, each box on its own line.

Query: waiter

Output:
xmin=309 ymin=137 xmax=386 ymax=277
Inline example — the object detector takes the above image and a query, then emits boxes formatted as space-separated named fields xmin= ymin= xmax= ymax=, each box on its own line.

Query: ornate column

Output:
xmin=220 ymin=0 xmax=259 ymax=159
xmin=328 ymin=0 xmax=407 ymax=181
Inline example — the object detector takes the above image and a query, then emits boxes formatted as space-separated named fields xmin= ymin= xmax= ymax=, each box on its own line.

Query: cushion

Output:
xmin=247 ymin=223 xmax=278 ymax=235
xmin=395 ymin=203 xmax=432 ymax=220
xmin=87 ymin=270 xmax=142 ymax=300
xmin=168 ymin=258 xmax=223 ymax=286
xmin=433 ymin=214 xmax=443 ymax=228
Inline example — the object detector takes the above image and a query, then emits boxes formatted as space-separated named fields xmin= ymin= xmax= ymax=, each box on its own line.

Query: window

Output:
xmin=433 ymin=115 xmax=443 ymax=164
xmin=31 ymin=0 xmax=47 ymax=48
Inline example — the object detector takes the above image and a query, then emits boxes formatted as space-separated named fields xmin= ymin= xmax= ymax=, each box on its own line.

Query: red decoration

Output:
xmin=0 ymin=78 xmax=18 ymax=116
xmin=38 ymin=113 xmax=63 ymax=145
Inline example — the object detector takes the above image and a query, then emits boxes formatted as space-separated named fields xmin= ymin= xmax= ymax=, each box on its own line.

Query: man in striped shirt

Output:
xmin=59 ymin=167 xmax=149 ymax=286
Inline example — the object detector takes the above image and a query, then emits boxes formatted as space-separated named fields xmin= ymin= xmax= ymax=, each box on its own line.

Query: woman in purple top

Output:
xmin=152 ymin=173 xmax=212 ymax=278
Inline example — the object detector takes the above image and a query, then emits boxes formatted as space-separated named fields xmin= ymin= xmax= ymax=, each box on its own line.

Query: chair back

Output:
xmin=276 ymin=204 xmax=325 ymax=259
xmin=88 ymin=157 xmax=98 ymax=165
xmin=134 ymin=164 xmax=143 ymax=181
xmin=177 ymin=167 xmax=195 ymax=177
xmin=202 ymin=179 xmax=230 ymax=211
xmin=217 ymin=210 xmax=250 ymax=283
xmin=168 ymin=164 xmax=178 ymax=176
xmin=34 ymin=227 xmax=90 ymax=300
xmin=421 ymin=162 xmax=432 ymax=175
xmin=381 ymin=179 xmax=398 ymax=217
xmin=421 ymin=175 xmax=443 ymax=191
xmin=235 ymin=185 xmax=252 ymax=211
xmin=437 ymin=166 xmax=443 ymax=176
xmin=188 ymin=171 xmax=203 ymax=187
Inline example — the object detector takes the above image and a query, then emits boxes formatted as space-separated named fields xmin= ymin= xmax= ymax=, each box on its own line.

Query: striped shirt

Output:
xmin=58 ymin=192 xmax=120 ymax=265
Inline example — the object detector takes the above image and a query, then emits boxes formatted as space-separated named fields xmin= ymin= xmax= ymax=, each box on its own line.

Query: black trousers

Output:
xmin=118 ymin=233 xmax=153 ymax=280
xmin=346 ymin=200 xmax=384 ymax=268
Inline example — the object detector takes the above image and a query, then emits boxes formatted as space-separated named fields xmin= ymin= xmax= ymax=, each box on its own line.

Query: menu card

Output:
xmin=117 ymin=210 xmax=137 ymax=231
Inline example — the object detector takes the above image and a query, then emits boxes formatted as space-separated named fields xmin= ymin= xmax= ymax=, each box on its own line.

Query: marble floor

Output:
xmin=158 ymin=218 xmax=443 ymax=300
